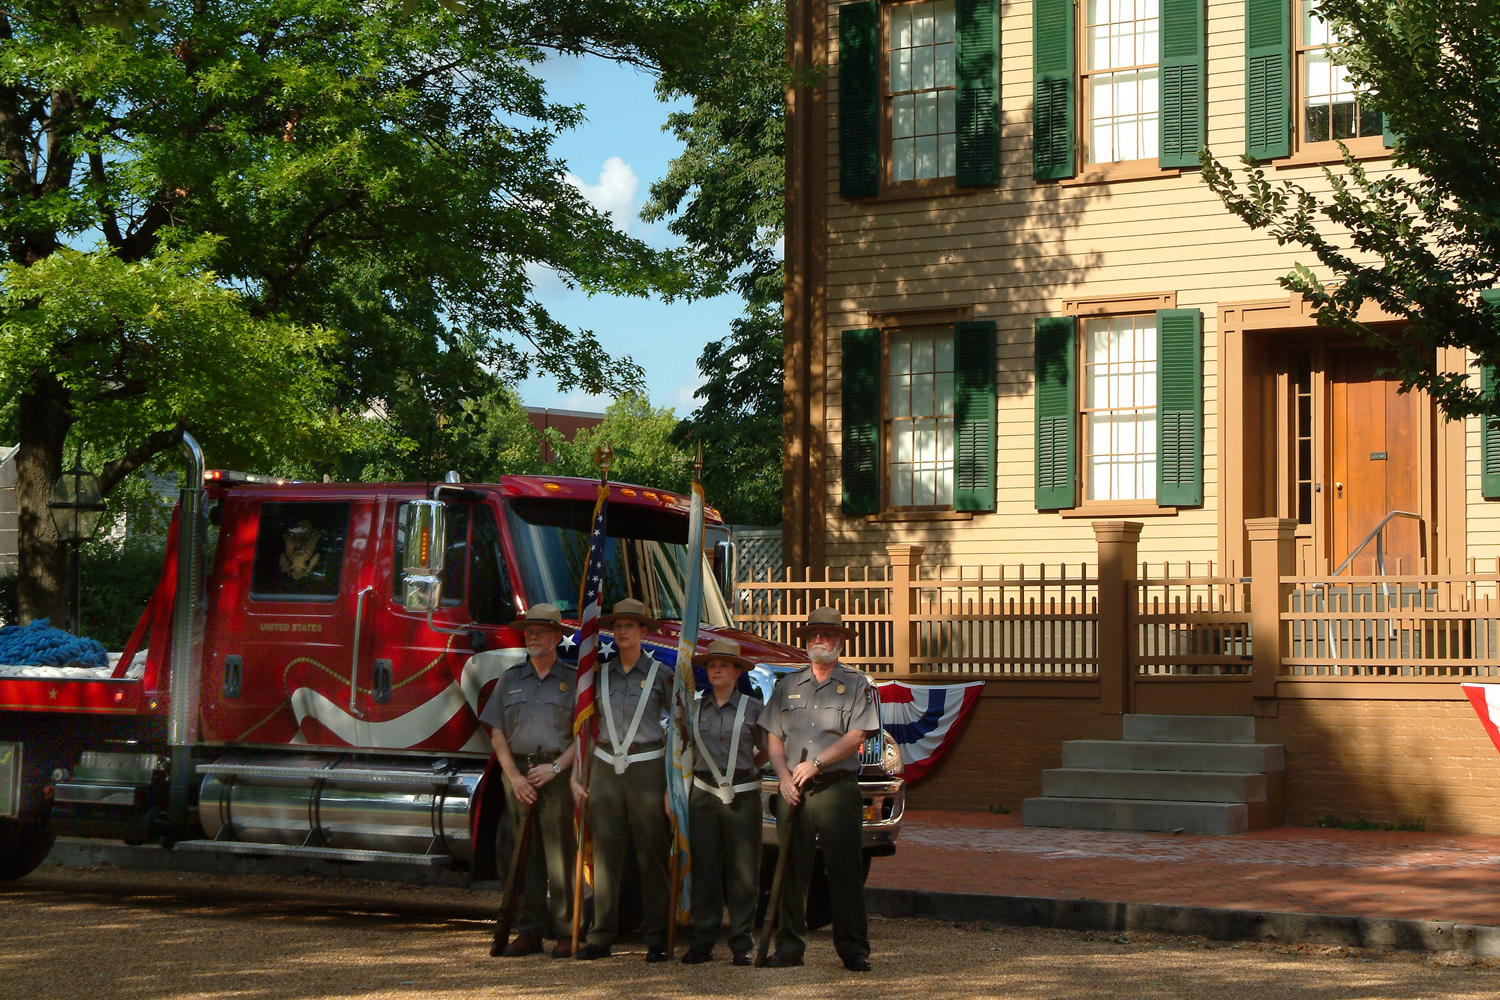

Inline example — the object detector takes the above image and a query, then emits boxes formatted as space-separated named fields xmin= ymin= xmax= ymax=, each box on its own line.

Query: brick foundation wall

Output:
xmin=900 ymin=685 xmax=1500 ymax=833
xmin=904 ymin=689 xmax=1121 ymax=813
xmin=1258 ymin=698 xmax=1500 ymax=835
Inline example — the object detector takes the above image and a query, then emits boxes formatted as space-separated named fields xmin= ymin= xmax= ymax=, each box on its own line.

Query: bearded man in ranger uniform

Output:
xmin=758 ymin=606 xmax=881 ymax=971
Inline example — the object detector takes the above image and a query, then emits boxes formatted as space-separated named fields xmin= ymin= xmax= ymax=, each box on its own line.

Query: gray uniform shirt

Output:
xmin=694 ymin=690 xmax=766 ymax=774
xmin=598 ymin=652 xmax=674 ymax=751
xmin=478 ymin=659 xmax=578 ymax=756
xmin=757 ymin=663 xmax=882 ymax=774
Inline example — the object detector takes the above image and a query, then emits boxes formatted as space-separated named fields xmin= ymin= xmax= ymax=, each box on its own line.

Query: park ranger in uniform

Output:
xmin=759 ymin=606 xmax=881 ymax=971
xmin=680 ymin=637 xmax=767 ymax=966
xmin=570 ymin=598 xmax=674 ymax=961
xmin=479 ymin=603 xmax=578 ymax=958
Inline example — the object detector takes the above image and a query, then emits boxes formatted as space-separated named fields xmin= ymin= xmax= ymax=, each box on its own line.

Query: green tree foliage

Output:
xmin=550 ymin=391 xmax=692 ymax=495
xmin=1201 ymin=0 xmax=1500 ymax=419
xmin=1 ymin=0 xmax=736 ymax=621
xmin=645 ymin=0 xmax=786 ymax=525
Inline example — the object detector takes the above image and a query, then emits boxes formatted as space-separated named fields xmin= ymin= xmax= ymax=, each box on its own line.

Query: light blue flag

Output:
xmin=666 ymin=477 xmax=705 ymax=924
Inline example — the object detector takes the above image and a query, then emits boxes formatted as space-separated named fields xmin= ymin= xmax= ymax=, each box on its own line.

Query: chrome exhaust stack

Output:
xmin=167 ymin=432 xmax=206 ymax=830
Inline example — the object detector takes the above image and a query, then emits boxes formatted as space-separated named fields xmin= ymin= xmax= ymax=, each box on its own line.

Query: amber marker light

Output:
xmin=419 ymin=525 xmax=431 ymax=565
xmin=543 ymin=482 xmax=563 ymax=491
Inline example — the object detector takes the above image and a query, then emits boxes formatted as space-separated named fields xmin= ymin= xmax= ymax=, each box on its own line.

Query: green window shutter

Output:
xmin=1033 ymin=0 xmax=1075 ymax=180
xmin=1159 ymin=0 xmax=1206 ymax=169
xmin=839 ymin=1 xmax=880 ymax=199
xmin=842 ymin=327 xmax=882 ymax=514
xmin=1245 ymin=0 xmax=1290 ymax=161
xmin=1034 ymin=317 xmax=1077 ymax=509
xmin=1481 ymin=291 xmax=1500 ymax=499
xmin=1156 ymin=308 xmax=1204 ymax=507
xmin=956 ymin=0 xmax=1000 ymax=187
xmin=954 ymin=320 xmax=997 ymax=512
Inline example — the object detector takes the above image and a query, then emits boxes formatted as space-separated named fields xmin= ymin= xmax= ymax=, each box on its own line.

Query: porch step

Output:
xmin=1122 ymin=714 xmax=1257 ymax=744
xmin=1023 ymin=715 xmax=1286 ymax=836
xmin=1062 ymin=739 xmax=1284 ymax=774
xmin=1022 ymin=797 xmax=1249 ymax=836
xmin=1041 ymin=768 xmax=1266 ymax=804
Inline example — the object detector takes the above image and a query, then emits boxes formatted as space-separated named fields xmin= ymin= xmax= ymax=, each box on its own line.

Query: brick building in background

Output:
xmin=525 ymin=406 xmax=605 ymax=463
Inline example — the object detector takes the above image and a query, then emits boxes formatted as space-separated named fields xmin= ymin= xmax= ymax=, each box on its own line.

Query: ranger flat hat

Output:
xmin=791 ymin=605 xmax=856 ymax=640
xmin=509 ymin=603 xmax=570 ymax=634
xmin=599 ymin=597 xmax=661 ymax=631
xmin=700 ymin=637 xmax=754 ymax=671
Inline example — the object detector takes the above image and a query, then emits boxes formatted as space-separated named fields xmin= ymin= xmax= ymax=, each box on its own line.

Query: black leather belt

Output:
xmin=694 ymin=769 xmax=760 ymax=785
xmin=520 ymin=750 xmax=561 ymax=768
xmin=809 ymin=769 xmax=857 ymax=786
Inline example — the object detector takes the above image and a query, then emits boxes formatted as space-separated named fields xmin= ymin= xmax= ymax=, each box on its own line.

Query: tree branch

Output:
xmin=98 ymin=422 xmax=189 ymax=496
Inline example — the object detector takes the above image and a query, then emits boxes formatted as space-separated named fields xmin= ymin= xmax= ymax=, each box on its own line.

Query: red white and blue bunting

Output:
xmin=877 ymin=680 xmax=984 ymax=782
xmin=1462 ymin=683 xmax=1500 ymax=755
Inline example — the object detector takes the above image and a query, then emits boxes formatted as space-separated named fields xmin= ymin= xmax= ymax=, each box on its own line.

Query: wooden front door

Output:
xmin=1327 ymin=348 xmax=1425 ymax=575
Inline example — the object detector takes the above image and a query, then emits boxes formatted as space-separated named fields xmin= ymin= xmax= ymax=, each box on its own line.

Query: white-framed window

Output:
xmin=1082 ymin=315 xmax=1157 ymax=501
xmin=1296 ymin=0 xmax=1381 ymax=147
xmin=887 ymin=328 xmax=955 ymax=506
xmin=1082 ymin=0 xmax=1160 ymax=165
xmin=887 ymin=0 xmax=957 ymax=183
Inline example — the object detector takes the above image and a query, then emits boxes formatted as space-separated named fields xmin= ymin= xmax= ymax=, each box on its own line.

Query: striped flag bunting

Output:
xmin=1462 ymin=683 xmax=1500 ymax=755
xmin=876 ymin=680 xmax=985 ymax=782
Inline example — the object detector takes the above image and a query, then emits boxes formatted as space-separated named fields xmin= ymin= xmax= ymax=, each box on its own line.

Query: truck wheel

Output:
xmin=0 ymin=817 xmax=55 ymax=880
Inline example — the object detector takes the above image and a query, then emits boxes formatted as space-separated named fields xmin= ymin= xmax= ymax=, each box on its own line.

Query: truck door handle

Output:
xmin=223 ymin=656 xmax=242 ymax=699
xmin=372 ymin=660 xmax=392 ymax=704
xmin=349 ymin=586 xmax=374 ymax=718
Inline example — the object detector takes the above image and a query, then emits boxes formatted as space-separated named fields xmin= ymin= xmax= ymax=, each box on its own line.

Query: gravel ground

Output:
xmin=3 ymin=867 xmax=1499 ymax=1000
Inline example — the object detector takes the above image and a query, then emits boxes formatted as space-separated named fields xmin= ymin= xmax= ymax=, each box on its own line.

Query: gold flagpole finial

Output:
xmin=594 ymin=442 xmax=614 ymax=479
xmin=693 ymin=440 xmax=704 ymax=482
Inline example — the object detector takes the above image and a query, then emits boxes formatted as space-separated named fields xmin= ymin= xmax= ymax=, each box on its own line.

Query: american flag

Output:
xmin=573 ymin=479 xmax=609 ymax=737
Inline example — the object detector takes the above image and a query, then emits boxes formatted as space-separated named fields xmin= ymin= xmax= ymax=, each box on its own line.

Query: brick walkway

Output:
xmin=870 ymin=811 xmax=1500 ymax=926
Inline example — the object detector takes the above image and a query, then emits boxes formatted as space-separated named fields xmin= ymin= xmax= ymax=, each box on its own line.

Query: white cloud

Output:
xmin=566 ymin=156 xmax=640 ymax=233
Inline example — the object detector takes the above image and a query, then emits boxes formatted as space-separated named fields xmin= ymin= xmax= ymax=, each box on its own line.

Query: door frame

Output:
xmin=1219 ymin=293 xmax=1468 ymax=578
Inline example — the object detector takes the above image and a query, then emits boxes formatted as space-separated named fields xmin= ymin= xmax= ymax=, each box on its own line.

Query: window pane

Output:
xmin=893 ymin=93 xmax=915 ymax=138
xmin=935 ymin=372 xmax=954 ymax=414
xmin=892 ymin=466 xmax=914 ymax=507
xmin=892 ymin=138 xmax=915 ymax=182
xmin=913 ymin=43 xmax=934 ymax=91
xmin=913 ymin=467 xmax=936 ymax=506
xmin=889 ymin=373 xmax=912 ymax=417
xmin=913 ymin=332 xmax=934 ymax=372
xmin=938 ymin=132 xmax=956 ymax=177
xmin=911 ymin=372 xmax=935 ymax=416
xmin=936 ymin=332 xmax=954 ymax=371
xmin=891 ymin=47 xmax=913 ymax=93
xmin=935 ymin=40 xmax=956 ymax=88
xmin=891 ymin=5 xmax=912 ymax=48
xmin=916 ymin=90 xmax=938 ymax=136
xmin=915 ymin=134 xmax=938 ymax=178
xmin=934 ymin=0 xmax=955 ymax=43
xmin=913 ymin=3 xmax=933 ymax=46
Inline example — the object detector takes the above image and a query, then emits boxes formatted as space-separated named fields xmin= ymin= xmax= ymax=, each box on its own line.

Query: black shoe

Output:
xmin=731 ymin=951 xmax=751 ymax=967
xmin=498 ymin=932 xmax=543 ymax=957
xmin=645 ymin=946 xmax=668 ymax=963
xmin=842 ymin=955 xmax=871 ymax=972
xmin=765 ymin=951 xmax=804 ymax=968
xmin=574 ymin=943 xmax=611 ymax=960
xmin=680 ymin=947 xmax=714 ymax=965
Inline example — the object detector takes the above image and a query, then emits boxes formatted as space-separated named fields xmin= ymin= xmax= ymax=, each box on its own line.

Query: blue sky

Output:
xmin=517 ymin=56 xmax=746 ymax=417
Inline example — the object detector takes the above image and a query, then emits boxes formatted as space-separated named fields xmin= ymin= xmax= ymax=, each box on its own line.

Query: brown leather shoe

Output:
xmin=765 ymin=951 xmax=804 ymax=967
xmin=551 ymin=938 xmax=574 ymax=958
xmin=500 ymin=932 xmax=543 ymax=957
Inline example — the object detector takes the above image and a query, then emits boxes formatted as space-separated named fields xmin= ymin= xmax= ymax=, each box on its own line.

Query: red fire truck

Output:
xmin=0 ymin=434 xmax=904 ymax=896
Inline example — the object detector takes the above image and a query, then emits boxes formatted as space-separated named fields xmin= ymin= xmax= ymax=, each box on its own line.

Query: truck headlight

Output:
xmin=880 ymin=729 xmax=904 ymax=776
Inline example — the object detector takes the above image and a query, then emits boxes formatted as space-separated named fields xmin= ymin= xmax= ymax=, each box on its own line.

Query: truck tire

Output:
xmin=0 ymin=817 xmax=54 ymax=880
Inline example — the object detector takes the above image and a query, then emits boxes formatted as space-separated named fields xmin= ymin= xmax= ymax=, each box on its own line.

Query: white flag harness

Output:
xmin=691 ymin=692 xmax=760 ymax=804
xmin=594 ymin=656 xmax=666 ymax=774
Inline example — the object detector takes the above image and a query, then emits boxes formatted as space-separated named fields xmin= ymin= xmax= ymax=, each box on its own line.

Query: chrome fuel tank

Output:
xmin=197 ymin=754 xmax=484 ymax=862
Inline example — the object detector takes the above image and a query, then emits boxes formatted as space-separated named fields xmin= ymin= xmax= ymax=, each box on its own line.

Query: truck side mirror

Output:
xmin=402 ymin=499 xmax=446 ymax=612
xmin=712 ymin=540 xmax=736 ymax=609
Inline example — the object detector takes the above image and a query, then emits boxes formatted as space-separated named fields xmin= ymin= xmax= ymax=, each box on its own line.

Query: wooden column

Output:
xmin=886 ymin=544 xmax=924 ymax=676
xmin=1093 ymin=520 xmax=1142 ymax=714
xmin=1246 ymin=517 xmax=1297 ymax=702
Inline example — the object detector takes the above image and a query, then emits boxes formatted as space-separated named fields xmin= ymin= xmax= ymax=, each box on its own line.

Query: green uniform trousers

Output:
xmin=687 ymin=784 xmax=762 ymax=955
xmin=773 ymin=772 xmax=868 ymax=960
xmin=586 ymin=757 xmax=671 ymax=948
xmin=502 ymin=772 xmax=575 ymax=940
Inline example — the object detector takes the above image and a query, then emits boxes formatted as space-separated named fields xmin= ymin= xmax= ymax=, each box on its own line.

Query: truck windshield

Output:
xmin=505 ymin=497 xmax=731 ymax=628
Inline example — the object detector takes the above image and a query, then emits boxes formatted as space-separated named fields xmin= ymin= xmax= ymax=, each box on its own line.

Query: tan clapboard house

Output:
xmin=773 ymin=0 xmax=1500 ymax=832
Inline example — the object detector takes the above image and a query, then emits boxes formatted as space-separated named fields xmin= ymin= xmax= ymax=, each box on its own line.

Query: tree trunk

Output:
xmin=15 ymin=372 xmax=71 ymax=625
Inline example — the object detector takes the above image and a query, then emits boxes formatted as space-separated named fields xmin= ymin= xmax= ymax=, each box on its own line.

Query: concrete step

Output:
xmin=1040 ymin=767 xmax=1267 ymax=804
xmin=1122 ymin=714 xmax=1257 ymax=745
xmin=1021 ymin=796 xmax=1249 ymax=836
xmin=1061 ymin=740 xmax=1285 ymax=774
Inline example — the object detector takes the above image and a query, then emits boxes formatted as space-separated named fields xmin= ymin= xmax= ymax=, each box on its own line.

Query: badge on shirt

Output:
xmin=788 ymin=693 xmax=802 ymax=699
xmin=837 ymin=684 xmax=846 ymax=695
xmin=560 ymin=681 xmax=568 ymax=692
xmin=641 ymin=679 xmax=647 ymax=689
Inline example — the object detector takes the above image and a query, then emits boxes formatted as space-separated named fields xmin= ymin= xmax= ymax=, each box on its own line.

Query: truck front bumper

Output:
xmin=759 ymin=774 xmax=905 ymax=854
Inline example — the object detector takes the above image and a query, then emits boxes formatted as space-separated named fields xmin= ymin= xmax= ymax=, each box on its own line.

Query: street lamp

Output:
xmin=47 ymin=458 xmax=106 ymax=635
